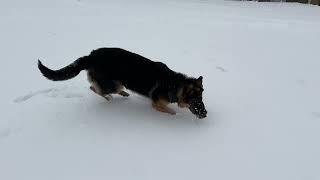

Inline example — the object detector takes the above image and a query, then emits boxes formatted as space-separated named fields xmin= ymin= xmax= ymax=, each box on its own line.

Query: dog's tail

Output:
xmin=38 ymin=56 xmax=90 ymax=81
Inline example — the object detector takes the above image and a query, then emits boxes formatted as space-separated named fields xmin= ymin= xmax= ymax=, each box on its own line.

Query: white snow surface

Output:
xmin=1 ymin=0 xmax=320 ymax=179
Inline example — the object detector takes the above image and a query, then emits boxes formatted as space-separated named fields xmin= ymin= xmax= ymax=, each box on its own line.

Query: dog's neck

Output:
xmin=149 ymin=72 xmax=189 ymax=104
xmin=175 ymin=86 xmax=184 ymax=103
xmin=166 ymin=73 xmax=186 ymax=103
xmin=168 ymin=88 xmax=180 ymax=102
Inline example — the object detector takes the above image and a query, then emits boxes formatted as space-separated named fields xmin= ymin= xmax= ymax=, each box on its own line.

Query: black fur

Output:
xmin=39 ymin=48 xmax=185 ymax=100
xmin=38 ymin=48 xmax=207 ymax=118
xmin=38 ymin=56 xmax=89 ymax=81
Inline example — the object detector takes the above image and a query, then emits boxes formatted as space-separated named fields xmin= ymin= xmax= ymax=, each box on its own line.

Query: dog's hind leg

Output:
xmin=87 ymin=71 xmax=114 ymax=100
xmin=90 ymin=85 xmax=112 ymax=101
xmin=111 ymin=80 xmax=129 ymax=97
xmin=92 ymin=79 xmax=130 ymax=100
xmin=87 ymin=72 xmax=129 ymax=99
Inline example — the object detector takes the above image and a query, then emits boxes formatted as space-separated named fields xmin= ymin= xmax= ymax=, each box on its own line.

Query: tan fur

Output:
xmin=176 ymin=85 xmax=191 ymax=108
xmin=152 ymin=99 xmax=176 ymax=115
xmin=176 ymin=87 xmax=187 ymax=107
xmin=178 ymin=102 xmax=190 ymax=108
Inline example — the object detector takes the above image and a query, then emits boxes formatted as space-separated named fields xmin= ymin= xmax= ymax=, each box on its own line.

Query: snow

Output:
xmin=1 ymin=0 xmax=320 ymax=179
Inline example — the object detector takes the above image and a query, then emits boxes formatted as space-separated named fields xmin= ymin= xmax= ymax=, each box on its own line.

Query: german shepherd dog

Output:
xmin=38 ymin=48 xmax=207 ymax=118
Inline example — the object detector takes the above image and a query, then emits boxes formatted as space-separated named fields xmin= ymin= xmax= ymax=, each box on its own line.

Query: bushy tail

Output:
xmin=38 ymin=56 xmax=90 ymax=81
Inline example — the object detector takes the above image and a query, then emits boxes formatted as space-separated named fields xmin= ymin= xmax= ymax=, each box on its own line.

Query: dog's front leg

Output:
xmin=118 ymin=90 xmax=130 ymax=97
xmin=152 ymin=99 xmax=176 ymax=115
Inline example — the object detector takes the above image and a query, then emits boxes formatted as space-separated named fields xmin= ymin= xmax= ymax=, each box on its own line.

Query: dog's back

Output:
xmin=87 ymin=48 xmax=180 ymax=96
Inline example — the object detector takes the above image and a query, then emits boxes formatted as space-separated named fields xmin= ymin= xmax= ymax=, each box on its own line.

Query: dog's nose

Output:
xmin=198 ymin=112 xmax=207 ymax=119
xmin=198 ymin=115 xmax=206 ymax=119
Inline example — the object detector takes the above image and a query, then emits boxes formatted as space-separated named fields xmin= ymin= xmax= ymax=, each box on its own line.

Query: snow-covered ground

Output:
xmin=1 ymin=0 xmax=320 ymax=179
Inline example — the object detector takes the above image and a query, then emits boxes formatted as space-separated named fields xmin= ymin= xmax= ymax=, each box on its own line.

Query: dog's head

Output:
xmin=178 ymin=76 xmax=207 ymax=119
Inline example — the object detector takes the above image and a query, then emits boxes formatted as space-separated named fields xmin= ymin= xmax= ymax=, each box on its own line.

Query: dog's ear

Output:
xmin=196 ymin=76 xmax=203 ymax=86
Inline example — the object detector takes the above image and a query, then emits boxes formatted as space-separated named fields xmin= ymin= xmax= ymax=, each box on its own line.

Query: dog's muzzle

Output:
xmin=189 ymin=98 xmax=207 ymax=119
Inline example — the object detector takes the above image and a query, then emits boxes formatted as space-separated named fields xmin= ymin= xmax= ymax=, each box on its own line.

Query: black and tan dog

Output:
xmin=38 ymin=48 xmax=207 ymax=118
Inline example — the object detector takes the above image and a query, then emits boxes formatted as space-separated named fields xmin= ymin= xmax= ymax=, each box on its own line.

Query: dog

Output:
xmin=38 ymin=48 xmax=207 ymax=118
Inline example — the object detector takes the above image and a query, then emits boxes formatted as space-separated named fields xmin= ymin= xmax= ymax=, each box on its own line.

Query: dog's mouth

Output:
xmin=189 ymin=98 xmax=207 ymax=119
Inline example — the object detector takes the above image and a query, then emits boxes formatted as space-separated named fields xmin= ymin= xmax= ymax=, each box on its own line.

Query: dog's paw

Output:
xmin=119 ymin=90 xmax=130 ymax=97
xmin=170 ymin=112 xmax=177 ymax=115
xmin=104 ymin=94 xmax=113 ymax=101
